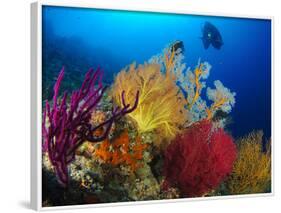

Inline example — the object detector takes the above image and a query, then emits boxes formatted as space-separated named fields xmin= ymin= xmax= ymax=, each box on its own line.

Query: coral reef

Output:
xmin=206 ymin=80 xmax=236 ymax=120
xmin=148 ymin=43 xmax=185 ymax=76
xmin=148 ymin=44 xmax=235 ymax=125
xmin=93 ymin=130 xmax=148 ymax=173
xmin=42 ymin=67 xmax=139 ymax=186
xmin=112 ymin=62 xmax=187 ymax=143
xmin=74 ymin=128 xmax=162 ymax=201
xmin=226 ymin=131 xmax=271 ymax=194
xmin=181 ymin=61 xmax=212 ymax=123
xmin=163 ymin=120 xmax=237 ymax=197
xmin=126 ymin=164 xmax=161 ymax=200
xmin=41 ymin=42 xmax=270 ymax=206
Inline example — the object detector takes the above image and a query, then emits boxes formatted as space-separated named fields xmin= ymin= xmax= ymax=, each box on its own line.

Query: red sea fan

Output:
xmin=163 ymin=120 xmax=237 ymax=197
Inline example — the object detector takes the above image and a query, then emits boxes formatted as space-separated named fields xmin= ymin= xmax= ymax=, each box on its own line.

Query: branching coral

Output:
xmin=164 ymin=46 xmax=176 ymax=76
xmin=148 ymin=42 xmax=185 ymax=77
xmin=112 ymin=63 xmax=187 ymax=142
xmin=226 ymin=131 xmax=271 ymax=194
xmin=42 ymin=67 xmax=139 ymax=186
xmin=206 ymin=80 xmax=236 ymax=120
xmin=185 ymin=62 xmax=210 ymax=110
xmin=172 ymin=59 xmax=212 ymax=123
xmin=163 ymin=120 xmax=237 ymax=197
xmin=148 ymin=44 xmax=210 ymax=106
xmin=93 ymin=130 xmax=148 ymax=172
xmin=180 ymin=63 xmax=235 ymax=123
xmin=148 ymin=44 xmax=236 ymax=124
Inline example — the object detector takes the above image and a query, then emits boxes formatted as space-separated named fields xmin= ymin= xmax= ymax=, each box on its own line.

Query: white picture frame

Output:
xmin=31 ymin=0 xmax=274 ymax=210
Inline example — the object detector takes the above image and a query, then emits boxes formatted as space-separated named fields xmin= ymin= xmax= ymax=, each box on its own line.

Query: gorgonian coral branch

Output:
xmin=163 ymin=120 xmax=237 ymax=197
xmin=42 ymin=67 xmax=139 ymax=187
xmin=164 ymin=46 xmax=176 ymax=76
xmin=187 ymin=63 xmax=204 ymax=110
xmin=206 ymin=80 xmax=236 ymax=120
xmin=226 ymin=130 xmax=271 ymax=194
xmin=112 ymin=63 xmax=187 ymax=146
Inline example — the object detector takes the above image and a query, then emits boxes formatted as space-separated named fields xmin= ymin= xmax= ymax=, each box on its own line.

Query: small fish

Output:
xmin=212 ymin=109 xmax=229 ymax=122
xmin=170 ymin=40 xmax=184 ymax=54
xmin=212 ymin=110 xmax=233 ymax=127
xmin=201 ymin=22 xmax=223 ymax=50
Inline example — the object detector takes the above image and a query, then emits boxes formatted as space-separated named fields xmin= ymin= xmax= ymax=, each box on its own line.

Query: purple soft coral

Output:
xmin=42 ymin=67 xmax=139 ymax=187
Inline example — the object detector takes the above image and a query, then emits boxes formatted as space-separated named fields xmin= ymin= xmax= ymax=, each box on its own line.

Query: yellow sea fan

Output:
xmin=112 ymin=63 xmax=187 ymax=142
xmin=226 ymin=130 xmax=271 ymax=194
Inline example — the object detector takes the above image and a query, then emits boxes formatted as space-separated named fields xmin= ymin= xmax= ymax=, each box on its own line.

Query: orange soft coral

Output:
xmin=93 ymin=130 xmax=148 ymax=172
xmin=112 ymin=63 xmax=187 ymax=142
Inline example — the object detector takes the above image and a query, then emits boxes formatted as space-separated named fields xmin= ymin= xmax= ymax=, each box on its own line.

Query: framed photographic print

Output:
xmin=31 ymin=0 xmax=273 ymax=210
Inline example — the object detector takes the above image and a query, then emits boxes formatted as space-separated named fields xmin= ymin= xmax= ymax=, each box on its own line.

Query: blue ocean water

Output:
xmin=42 ymin=6 xmax=271 ymax=139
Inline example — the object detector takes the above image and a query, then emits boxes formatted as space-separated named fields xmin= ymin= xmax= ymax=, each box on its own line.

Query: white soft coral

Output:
xmin=207 ymin=80 xmax=236 ymax=114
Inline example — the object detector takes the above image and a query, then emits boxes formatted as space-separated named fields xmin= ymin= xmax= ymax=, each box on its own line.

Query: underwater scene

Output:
xmin=41 ymin=6 xmax=272 ymax=207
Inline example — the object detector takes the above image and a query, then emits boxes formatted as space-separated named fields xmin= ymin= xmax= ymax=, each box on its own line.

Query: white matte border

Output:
xmin=30 ymin=0 xmax=274 ymax=211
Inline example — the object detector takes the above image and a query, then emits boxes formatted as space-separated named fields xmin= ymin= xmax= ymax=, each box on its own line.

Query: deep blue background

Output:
xmin=42 ymin=6 xmax=271 ymax=139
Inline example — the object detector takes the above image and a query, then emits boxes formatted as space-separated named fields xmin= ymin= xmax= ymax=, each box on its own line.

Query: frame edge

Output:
xmin=35 ymin=1 xmax=274 ymax=210
xmin=31 ymin=1 xmax=41 ymax=211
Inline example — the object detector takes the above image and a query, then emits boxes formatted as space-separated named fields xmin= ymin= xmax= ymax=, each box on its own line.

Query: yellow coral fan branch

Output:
xmin=206 ymin=97 xmax=228 ymax=120
xmin=112 ymin=63 xmax=187 ymax=144
xmin=164 ymin=47 xmax=176 ymax=76
xmin=188 ymin=63 xmax=203 ymax=110
xmin=226 ymin=131 xmax=271 ymax=194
